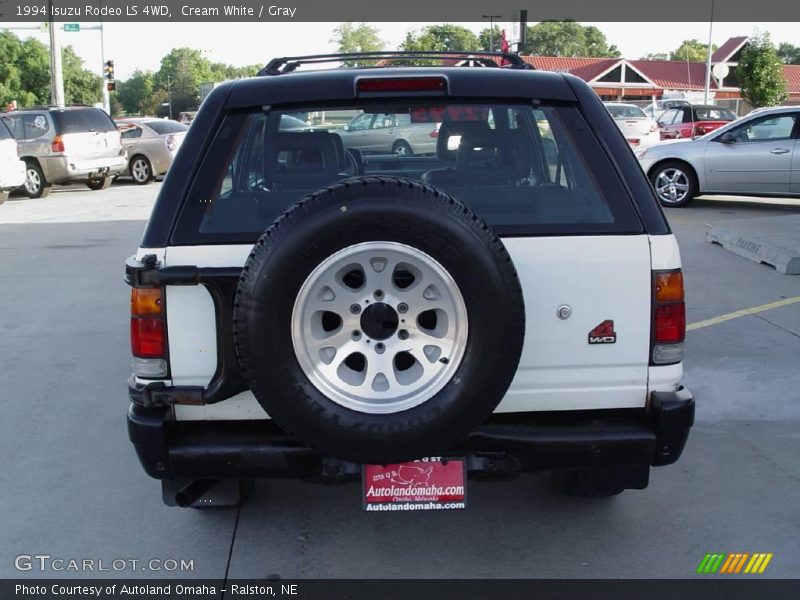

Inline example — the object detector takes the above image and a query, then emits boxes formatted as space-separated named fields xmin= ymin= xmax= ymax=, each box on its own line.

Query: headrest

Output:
xmin=436 ymin=121 xmax=491 ymax=161
xmin=455 ymin=129 xmax=533 ymax=179
xmin=265 ymin=132 xmax=341 ymax=175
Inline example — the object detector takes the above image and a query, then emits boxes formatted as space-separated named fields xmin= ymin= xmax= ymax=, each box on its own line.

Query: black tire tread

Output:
xmin=233 ymin=176 xmax=524 ymax=462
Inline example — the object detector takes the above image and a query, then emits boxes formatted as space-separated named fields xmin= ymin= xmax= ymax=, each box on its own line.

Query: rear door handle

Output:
xmin=770 ymin=148 xmax=791 ymax=154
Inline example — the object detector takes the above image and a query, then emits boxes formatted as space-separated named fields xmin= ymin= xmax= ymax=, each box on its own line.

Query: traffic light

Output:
xmin=104 ymin=60 xmax=115 ymax=81
xmin=107 ymin=81 xmax=117 ymax=92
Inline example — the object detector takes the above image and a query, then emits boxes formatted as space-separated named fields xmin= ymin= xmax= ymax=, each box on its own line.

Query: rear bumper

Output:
xmin=40 ymin=154 xmax=127 ymax=182
xmin=128 ymin=388 xmax=694 ymax=481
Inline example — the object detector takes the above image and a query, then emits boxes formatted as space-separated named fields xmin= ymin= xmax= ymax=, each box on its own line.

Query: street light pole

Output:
xmin=100 ymin=3 xmax=110 ymax=113
xmin=703 ymin=0 xmax=715 ymax=104
xmin=47 ymin=0 xmax=65 ymax=107
xmin=482 ymin=14 xmax=502 ymax=52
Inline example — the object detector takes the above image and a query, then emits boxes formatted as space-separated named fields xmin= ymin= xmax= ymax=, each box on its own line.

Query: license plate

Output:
xmin=363 ymin=457 xmax=466 ymax=512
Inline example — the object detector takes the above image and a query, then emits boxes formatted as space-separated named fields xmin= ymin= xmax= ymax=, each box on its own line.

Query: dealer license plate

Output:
xmin=362 ymin=457 xmax=466 ymax=512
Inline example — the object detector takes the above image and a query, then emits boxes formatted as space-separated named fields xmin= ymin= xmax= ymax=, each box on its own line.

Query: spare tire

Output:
xmin=233 ymin=177 xmax=524 ymax=464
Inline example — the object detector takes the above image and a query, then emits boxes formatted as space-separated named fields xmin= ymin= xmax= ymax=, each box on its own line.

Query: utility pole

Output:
xmin=482 ymin=15 xmax=502 ymax=52
xmin=703 ymin=0 xmax=715 ymax=104
xmin=100 ymin=5 xmax=110 ymax=113
xmin=167 ymin=75 xmax=172 ymax=119
xmin=47 ymin=0 xmax=65 ymax=106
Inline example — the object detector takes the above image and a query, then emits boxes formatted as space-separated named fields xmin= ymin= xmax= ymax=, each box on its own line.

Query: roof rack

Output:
xmin=259 ymin=51 xmax=533 ymax=76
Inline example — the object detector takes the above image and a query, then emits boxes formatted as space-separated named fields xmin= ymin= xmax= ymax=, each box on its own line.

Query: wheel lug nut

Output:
xmin=352 ymin=330 xmax=361 ymax=340
xmin=375 ymin=342 xmax=385 ymax=354
xmin=350 ymin=304 xmax=361 ymax=314
xmin=398 ymin=329 xmax=409 ymax=340
xmin=397 ymin=303 xmax=408 ymax=314
xmin=374 ymin=289 xmax=384 ymax=300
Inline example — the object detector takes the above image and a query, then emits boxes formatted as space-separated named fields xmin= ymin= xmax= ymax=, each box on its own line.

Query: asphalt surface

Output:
xmin=1 ymin=185 xmax=799 ymax=580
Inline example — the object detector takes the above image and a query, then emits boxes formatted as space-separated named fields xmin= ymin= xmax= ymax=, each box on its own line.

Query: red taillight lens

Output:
xmin=357 ymin=77 xmax=447 ymax=93
xmin=651 ymin=270 xmax=686 ymax=364
xmin=654 ymin=303 xmax=686 ymax=343
xmin=130 ymin=287 xmax=166 ymax=358
xmin=131 ymin=317 xmax=165 ymax=358
xmin=429 ymin=129 xmax=439 ymax=138
xmin=51 ymin=135 xmax=65 ymax=153
xmin=649 ymin=123 xmax=658 ymax=133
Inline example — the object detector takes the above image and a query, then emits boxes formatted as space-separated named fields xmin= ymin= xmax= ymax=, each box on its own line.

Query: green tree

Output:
xmin=401 ymin=24 xmax=480 ymax=52
xmin=669 ymin=39 xmax=717 ymax=62
xmin=0 ymin=32 xmax=100 ymax=107
xmin=155 ymin=47 xmax=214 ymax=115
xmin=524 ymin=21 xmax=619 ymax=57
xmin=738 ymin=32 xmax=788 ymax=108
xmin=331 ymin=22 xmax=384 ymax=66
xmin=115 ymin=70 xmax=155 ymax=115
xmin=640 ymin=52 xmax=669 ymax=61
xmin=478 ymin=25 xmax=502 ymax=52
xmin=777 ymin=42 xmax=800 ymax=64
xmin=62 ymin=46 xmax=101 ymax=105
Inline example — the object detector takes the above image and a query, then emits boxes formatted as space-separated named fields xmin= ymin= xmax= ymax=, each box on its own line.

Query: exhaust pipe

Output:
xmin=174 ymin=479 xmax=221 ymax=507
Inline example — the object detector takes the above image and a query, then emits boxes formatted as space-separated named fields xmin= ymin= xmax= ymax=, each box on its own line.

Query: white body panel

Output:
xmin=146 ymin=233 xmax=684 ymax=421
xmin=0 ymin=139 xmax=26 ymax=189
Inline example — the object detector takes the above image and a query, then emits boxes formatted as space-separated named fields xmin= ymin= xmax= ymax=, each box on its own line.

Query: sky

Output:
xmin=2 ymin=21 xmax=798 ymax=81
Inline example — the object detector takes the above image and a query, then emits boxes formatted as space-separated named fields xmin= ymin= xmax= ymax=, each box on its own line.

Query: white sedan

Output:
xmin=604 ymin=102 xmax=661 ymax=148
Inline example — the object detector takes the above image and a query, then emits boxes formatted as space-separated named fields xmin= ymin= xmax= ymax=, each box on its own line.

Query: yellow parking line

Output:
xmin=687 ymin=296 xmax=800 ymax=332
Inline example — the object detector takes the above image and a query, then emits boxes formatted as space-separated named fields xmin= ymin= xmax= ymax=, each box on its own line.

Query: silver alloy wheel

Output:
xmin=131 ymin=157 xmax=150 ymax=183
xmin=291 ymin=241 xmax=468 ymax=414
xmin=654 ymin=167 xmax=690 ymax=204
xmin=393 ymin=142 xmax=411 ymax=156
xmin=24 ymin=168 xmax=41 ymax=195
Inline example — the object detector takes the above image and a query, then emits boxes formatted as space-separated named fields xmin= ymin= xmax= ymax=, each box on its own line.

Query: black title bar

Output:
xmin=2 ymin=0 xmax=800 ymax=22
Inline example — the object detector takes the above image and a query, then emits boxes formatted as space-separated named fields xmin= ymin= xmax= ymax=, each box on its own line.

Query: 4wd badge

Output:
xmin=588 ymin=320 xmax=617 ymax=344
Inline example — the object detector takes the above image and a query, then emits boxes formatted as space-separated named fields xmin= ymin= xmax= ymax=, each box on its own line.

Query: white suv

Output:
xmin=125 ymin=52 xmax=694 ymax=508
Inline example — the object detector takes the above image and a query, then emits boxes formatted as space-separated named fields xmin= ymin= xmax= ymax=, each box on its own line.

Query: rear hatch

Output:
xmin=136 ymin=91 xmax=659 ymax=418
xmin=51 ymin=108 xmax=121 ymax=159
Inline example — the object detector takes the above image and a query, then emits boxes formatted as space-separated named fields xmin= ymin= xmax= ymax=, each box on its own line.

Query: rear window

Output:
xmin=172 ymin=101 xmax=642 ymax=244
xmin=693 ymin=107 xmax=736 ymax=121
xmin=144 ymin=120 xmax=188 ymax=135
xmin=2 ymin=113 xmax=50 ymax=139
xmin=51 ymin=108 xmax=116 ymax=134
xmin=606 ymin=105 xmax=646 ymax=119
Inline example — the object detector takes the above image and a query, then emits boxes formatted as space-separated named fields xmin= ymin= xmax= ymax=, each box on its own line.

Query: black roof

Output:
xmin=221 ymin=67 xmax=577 ymax=110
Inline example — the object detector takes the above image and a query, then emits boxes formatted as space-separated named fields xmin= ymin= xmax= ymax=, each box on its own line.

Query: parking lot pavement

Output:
xmin=1 ymin=188 xmax=799 ymax=579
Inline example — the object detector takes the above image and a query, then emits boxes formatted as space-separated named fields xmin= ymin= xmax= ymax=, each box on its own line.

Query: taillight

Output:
xmin=51 ymin=135 xmax=65 ymax=153
xmin=649 ymin=123 xmax=658 ymax=133
xmin=165 ymin=134 xmax=178 ymax=152
xmin=651 ymin=271 xmax=685 ymax=365
xmin=130 ymin=287 xmax=168 ymax=377
xmin=429 ymin=129 xmax=439 ymax=138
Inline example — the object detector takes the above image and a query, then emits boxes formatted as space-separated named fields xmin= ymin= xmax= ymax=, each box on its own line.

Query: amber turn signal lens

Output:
xmin=654 ymin=271 xmax=684 ymax=302
xmin=131 ymin=287 xmax=163 ymax=316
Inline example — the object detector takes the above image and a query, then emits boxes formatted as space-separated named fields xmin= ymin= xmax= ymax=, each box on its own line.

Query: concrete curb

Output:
xmin=706 ymin=215 xmax=800 ymax=275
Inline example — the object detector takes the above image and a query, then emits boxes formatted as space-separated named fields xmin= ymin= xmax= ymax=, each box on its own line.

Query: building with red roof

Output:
xmin=521 ymin=36 xmax=800 ymax=111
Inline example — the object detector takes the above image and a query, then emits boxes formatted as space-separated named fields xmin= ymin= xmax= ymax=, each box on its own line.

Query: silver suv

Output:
xmin=2 ymin=106 xmax=127 ymax=198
